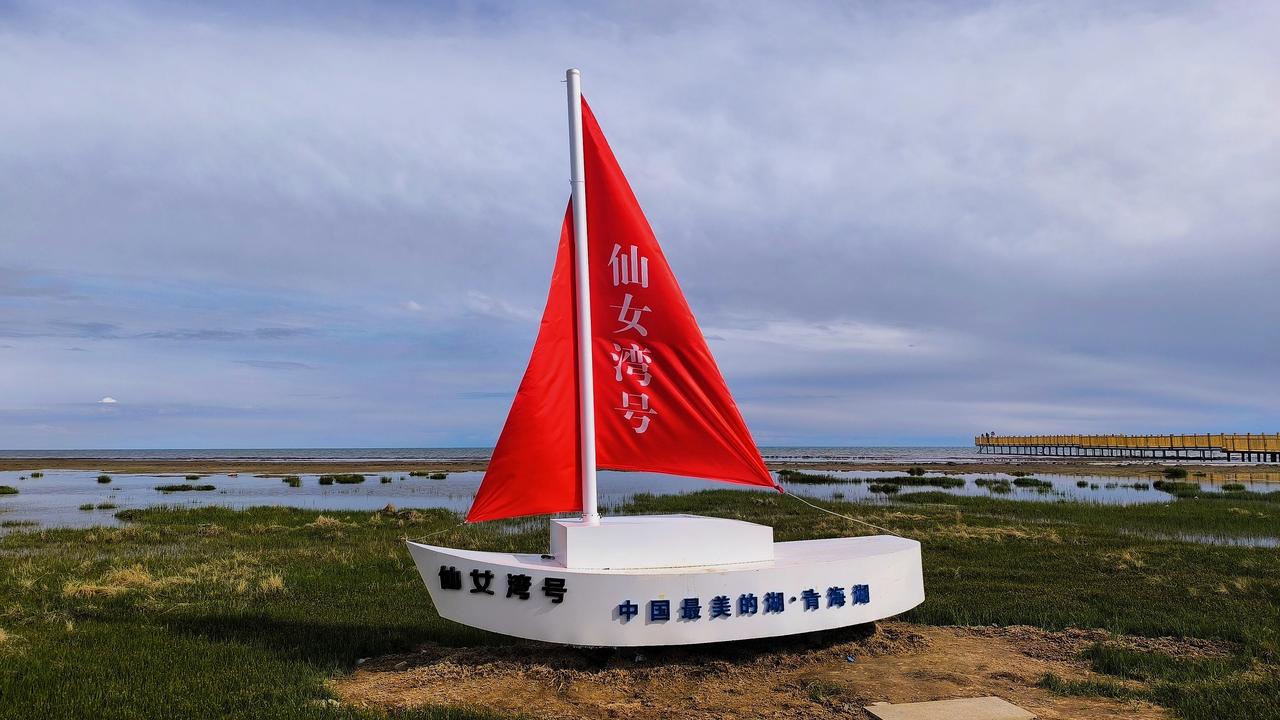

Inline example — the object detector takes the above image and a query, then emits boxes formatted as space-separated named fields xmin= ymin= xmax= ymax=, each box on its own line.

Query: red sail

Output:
xmin=466 ymin=98 xmax=775 ymax=523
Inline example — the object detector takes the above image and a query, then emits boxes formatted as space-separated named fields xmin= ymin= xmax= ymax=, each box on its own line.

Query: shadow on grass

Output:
xmin=164 ymin=613 xmax=490 ymax=669
xmin=167 ymin=611 xmax=883 ymax=672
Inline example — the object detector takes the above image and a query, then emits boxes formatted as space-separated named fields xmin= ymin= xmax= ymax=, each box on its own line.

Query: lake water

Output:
xmin=0 ymin=446 xmax=989 ymax=463
xmin=2 ymin=466 xmax=1276 ymax=531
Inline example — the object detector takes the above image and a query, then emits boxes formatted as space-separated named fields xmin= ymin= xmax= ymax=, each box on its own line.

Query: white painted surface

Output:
xmin=550 ymin=514 xmax=774 ymax=569
xmin=564 ymin=67 xmax=599 ymax=525
xmin=409 ymin=530 xmax=924 ymax=647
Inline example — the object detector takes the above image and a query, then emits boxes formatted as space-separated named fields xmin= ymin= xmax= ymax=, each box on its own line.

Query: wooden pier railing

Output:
xmin=974 ymin=434 xmax=1280 ymax=462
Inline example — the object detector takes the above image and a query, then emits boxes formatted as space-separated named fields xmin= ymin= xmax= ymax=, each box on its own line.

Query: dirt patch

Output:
xmin=332 ymin=622 xmax=1186 ymax=719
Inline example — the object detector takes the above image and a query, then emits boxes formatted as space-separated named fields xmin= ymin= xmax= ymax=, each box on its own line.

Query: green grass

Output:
xmin=2 ymin=489 xmax=1279 ymax=719
xmin=155 ymin=484 xmax=217 ymax=492
xmin=0 ymin=485 xmax=18 ymax=495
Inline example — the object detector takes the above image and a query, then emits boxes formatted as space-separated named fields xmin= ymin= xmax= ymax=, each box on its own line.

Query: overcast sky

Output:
xmin=1 ymin=1 xmax=1277 ymax=449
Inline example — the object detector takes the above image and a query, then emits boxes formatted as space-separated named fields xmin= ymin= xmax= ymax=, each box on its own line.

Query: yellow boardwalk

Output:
xmin=975 ymin=433 xmax=1280 ymax=462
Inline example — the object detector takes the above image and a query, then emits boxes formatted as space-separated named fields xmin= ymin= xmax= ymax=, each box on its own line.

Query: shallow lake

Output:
xmin=0 ymin=467 xmax=1276 ymax=531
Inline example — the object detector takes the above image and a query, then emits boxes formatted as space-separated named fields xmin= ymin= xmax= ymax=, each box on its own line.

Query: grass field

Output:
xmin=1 ymin=489 xmax=1278 ymax=719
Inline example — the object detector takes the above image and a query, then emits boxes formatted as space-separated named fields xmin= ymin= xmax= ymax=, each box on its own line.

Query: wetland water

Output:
xmin=2 ymin=466 xmax=1277 ymax=531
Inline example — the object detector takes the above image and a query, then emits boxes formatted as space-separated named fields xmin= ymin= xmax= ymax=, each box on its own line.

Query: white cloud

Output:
xmin=0 ymin=1 xmax=1276 ymax=447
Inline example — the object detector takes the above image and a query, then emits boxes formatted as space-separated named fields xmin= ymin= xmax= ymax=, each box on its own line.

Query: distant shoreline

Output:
xmin=3 ymin=457 xmax=1276 ymax=477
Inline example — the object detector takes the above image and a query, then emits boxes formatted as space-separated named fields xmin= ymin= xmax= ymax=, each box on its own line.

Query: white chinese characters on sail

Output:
xmin=609 ymin=244 xmax=655 ymax=434
xmin=609 ymin=243 xmax=649 ymax=287
xmin=611 ymin=342 xmax=652 ymax=386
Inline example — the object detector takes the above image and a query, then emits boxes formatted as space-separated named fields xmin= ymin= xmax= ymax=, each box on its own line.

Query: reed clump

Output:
xmin=96 ymin=475 xmax=111 ymax=484
xmin=1153 ymin=480 xmax=1201 ymax=498
xmin=155 ymin=484 xmax=216 ymax=492
xmin=281 ymin=476 xmax=301 ymax=488
xmin=777 ymin=469 xmax=846 ymax=484
xmin=976 ymin=478 xmax=1013 ymax=494
xmin=1163 ymin=467 xmax=1189 ymax=479
xmin=184 ymin=475 xmax=201 ymax=481
xmin=906 ymin=466 xmax=927 ymax=477
xmin=78 ymin=503 xmax=94 ymax=511
xmin=319 ymin=474 xmax=365 ymax=485
xmin=0 ymin=484 xmax=18 ymax=495
xmin=1012 ymin=477 xmax=1053 ymax=488
xmin=29 ymin=472 xmax=43 ymax=478
xmin=1221 ymin=483 xmax=1246 ymax=492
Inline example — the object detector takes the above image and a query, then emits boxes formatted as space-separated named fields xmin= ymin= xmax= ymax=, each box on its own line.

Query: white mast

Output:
xmin=566 ymin=68 xmax=599 ymax=525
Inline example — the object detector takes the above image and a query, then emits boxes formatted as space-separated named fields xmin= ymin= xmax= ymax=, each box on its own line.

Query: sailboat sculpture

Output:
xmin=408 ymin=70 xmax=924 ymax=646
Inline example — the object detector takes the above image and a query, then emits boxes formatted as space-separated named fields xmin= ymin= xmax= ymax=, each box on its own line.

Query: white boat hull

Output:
xmin=408 ymin=534 xmax=924 ymax=646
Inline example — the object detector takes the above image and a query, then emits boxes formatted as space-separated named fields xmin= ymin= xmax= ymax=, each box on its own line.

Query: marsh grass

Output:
xmin=1011 ymin=477 xmax=1052 ymax=488
xmin=282 ymin=476 xmax=301 ymax=488
xmin=1076 ymin=480 xmax=1089 ymax=488
xmin=905 ymin=466 xmax=926 ymax=476
xmin=97 ymin=475 xmax=111 ymax=484
xmin=30 ymin=472 xmax=43 ymax=478
xmin=1223 ymin=483 xmax=1246 ymax=492
xmin=1163 ymin=467 xmax=1190 ymax=479
xmin=155 ymin=484 xmax=217 ymax=492
xmin=0 ymin=486 xmax=17 ymax=495
xmin=2 ymin=489 xmax=1279 ymax=719
xmin=78 ymin=503 xmax=93 ymax=511
xmin=1039 ymin=643 xmax=1279 ymax=718
xmin=429 ymin=473 xmax=447 ymax=480
xmin=318 ymin=476 xmax=334 ymax=486
xmin=867 ymin=482 xmax=900 ymax=494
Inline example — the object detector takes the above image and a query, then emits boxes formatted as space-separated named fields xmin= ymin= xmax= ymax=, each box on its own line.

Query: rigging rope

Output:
xmin=781 ymin=489 xmax=903 ymax=538
xmin=410 ymin=521 xmax=468 ymax=543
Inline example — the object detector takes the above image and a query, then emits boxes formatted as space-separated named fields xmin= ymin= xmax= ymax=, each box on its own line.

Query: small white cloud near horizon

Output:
xmin=98 ymin=396 xmax=117 ymax=404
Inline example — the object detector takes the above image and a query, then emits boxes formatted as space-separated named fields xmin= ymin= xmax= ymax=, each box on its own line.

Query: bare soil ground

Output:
xmin=333 ymin=622 xmax=1234 ymax=719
